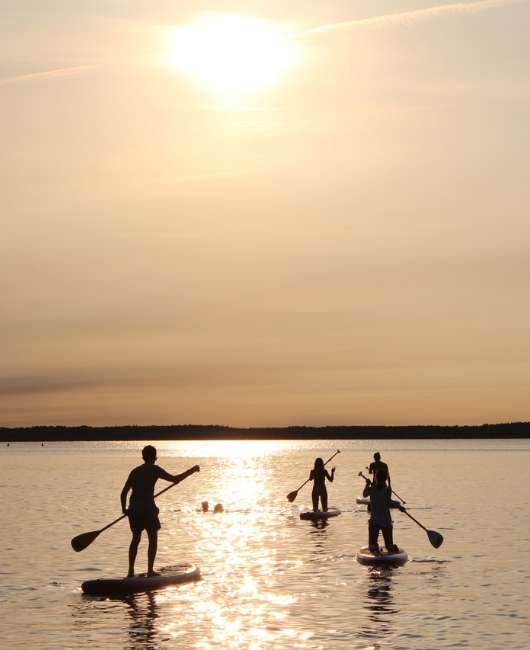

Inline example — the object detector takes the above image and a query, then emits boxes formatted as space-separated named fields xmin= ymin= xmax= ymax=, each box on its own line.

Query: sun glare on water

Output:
xmin=166 ymin=14 xmax=298 ymax=96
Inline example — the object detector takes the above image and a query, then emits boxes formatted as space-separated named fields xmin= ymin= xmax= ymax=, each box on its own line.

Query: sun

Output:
xmin=166 ymin=14 xmax=298 ymax=96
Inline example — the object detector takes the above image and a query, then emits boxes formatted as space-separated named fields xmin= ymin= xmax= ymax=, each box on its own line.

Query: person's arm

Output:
xmin=309 ymin=470 xmax=314 ymax=481
xmin=120 ymin=475 xmax=132 ymax=514
xmin=326 ymin=468 xmax=335 ymax=482
xmin=157 ymin=465 xmax=200 ymax=483
xmin=362 ymin=479 xmax=371 ymax=498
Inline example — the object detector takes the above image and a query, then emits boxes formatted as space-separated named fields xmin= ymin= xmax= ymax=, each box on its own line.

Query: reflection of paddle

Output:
xmin=71 ymin=465 xmax=200 ymax=552
xmin=358 ymin=471 xmax=406 ymax=505
xmin=287 ymin=450 xmax=340 ymax=502
xmin=401 ymin=509 xmax=444 ymax=548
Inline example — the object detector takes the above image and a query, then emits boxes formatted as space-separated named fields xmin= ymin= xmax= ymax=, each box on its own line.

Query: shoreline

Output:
xmin=1 ymin=422 xmax=529 ymax=441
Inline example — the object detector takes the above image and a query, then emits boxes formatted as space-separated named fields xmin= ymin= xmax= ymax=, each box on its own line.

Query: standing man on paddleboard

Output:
xmin=368 ymin=452 xmax=391 ymax=489
xmin=121 ymin=445 xmax=200 ymax=578
xmin=362 ymin=469 xmax=403 ymax=553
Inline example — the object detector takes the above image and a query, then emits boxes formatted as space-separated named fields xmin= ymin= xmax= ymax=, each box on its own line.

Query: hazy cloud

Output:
xmin=0 ymin=375 xmax=103 ymax=397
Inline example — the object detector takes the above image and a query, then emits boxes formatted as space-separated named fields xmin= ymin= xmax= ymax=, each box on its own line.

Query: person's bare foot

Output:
xmin=126 ymin=573 xmax=135 ymax=579
xmin=147 ymin=571 xmax=160 ymax=577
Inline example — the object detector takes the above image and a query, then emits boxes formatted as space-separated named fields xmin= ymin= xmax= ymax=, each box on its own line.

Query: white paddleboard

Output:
xmin=300 ymin=507 xmax=341 ymax=521
xmin=355 ymin=497 xmax=370 ymax=505
xmin=82 ymin=564 xmax=200 ymax=596
xmin=356 ymin=547 xmax=408 ymax=566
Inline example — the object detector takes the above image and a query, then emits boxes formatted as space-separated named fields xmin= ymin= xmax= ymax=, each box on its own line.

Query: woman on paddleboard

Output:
xmin=309 ymin=457 xmax=335 ymax=512
xmin=362 ymin=469 xmax=403 ymax=553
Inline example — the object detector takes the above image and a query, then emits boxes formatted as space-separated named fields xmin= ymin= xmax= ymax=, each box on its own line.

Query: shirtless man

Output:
xmin=120 ymin=445 xmax=199 ymax=577
xmin=368 ymin=452 xmax=391 ymax=489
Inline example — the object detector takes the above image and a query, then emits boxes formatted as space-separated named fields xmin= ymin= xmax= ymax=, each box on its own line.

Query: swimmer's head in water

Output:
xmin=213 ymin=503 xmax=224 ymax=513
xmin=201 ymin=501 xmax=209 ymax=512
xmin=314 ymin=457 xmax=325 ymax=471
xmin=142 ymin=445 xmax=157 ymax=463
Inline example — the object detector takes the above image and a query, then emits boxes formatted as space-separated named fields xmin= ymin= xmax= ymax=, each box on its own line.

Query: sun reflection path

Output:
xmin=166 ymin=439 xmax=291 ymax=459
xmin=155 ymin=453 xmax=309 ymax=649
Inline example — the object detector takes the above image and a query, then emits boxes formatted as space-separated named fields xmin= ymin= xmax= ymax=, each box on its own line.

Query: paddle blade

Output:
xmin=286 ymin=490 xmax=298 ymax=503
xmin=427 ymin=529 xmax=444 ymax=549
xmin=71 ymin=529 xmax=101 ymax=552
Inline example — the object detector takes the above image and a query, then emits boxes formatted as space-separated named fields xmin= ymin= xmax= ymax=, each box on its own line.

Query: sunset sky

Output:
xmin=2 ymin=1 xmax=530 ymax=426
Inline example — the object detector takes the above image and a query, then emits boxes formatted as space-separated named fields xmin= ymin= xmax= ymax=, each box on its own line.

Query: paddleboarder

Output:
xmin=368 ymin=452 xmax=391 ymax=488
xmin=362 ymin=468 xmax=403 ymax=553
xmin=309 ymin=457 xmax=335 ymax=512
xmin=120 ymin=445 xmax=200 ymax=578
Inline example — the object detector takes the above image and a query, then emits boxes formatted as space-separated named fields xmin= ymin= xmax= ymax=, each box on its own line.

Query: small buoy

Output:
xmin=201 ymin=501 xmax=209 ymax=512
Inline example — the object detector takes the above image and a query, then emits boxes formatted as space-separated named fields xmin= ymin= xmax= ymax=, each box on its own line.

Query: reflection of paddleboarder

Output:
xmin=120 ymin=445 xmax=199 ymax=577
xmin=309 ymin=457 xmax=335 ymax=512
xmin=368 ymin=452 xmax=391 ymax=488
xmin=363 ymin=469 xmax=403 ymax=553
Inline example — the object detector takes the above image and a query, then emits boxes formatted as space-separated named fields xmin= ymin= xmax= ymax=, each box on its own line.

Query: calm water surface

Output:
xmin=1 ymin=439 xmax=529 ymax=649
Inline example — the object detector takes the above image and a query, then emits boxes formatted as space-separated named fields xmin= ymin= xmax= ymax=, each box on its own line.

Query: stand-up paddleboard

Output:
xmin=300 ymin=507 xmax=341 ymax=521
xmin=356 ymin=497 xmax=370 ymax=505
xmin=356 ymin=547 xmax=408 ymax=566
xmin=82 ymin=564 xmax=200 ymax=596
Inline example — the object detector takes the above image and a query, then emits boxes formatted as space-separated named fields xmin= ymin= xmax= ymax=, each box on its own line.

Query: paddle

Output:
xmin=286 ymin=450 xmax=340 ymax=502
xmin=400 ymin=508 xmax=444 ymax=548
xmin=358 ymin=471 xmax=406 ymax=505
xmin=71 ymin=465 xmax=200 ymax=552
xmin=358 ymin=472 xmax=443 ymax=549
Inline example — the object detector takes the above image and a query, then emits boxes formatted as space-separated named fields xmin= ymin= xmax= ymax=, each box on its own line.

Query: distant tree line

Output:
xmin=0 ymin=422 xmax=528 ymax=441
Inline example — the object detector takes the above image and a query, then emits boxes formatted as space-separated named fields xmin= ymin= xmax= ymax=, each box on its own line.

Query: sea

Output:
xmin=1 ymin=438 xmax=529 ymax=649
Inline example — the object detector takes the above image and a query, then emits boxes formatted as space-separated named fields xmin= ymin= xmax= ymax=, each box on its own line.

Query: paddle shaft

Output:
xmin=400 ymin=508 xmax=428 ymax=531
xmin=292 ymin=450 xmax=340 ymax=494
xmin=390 ymin=488 xmax=407 ymax=504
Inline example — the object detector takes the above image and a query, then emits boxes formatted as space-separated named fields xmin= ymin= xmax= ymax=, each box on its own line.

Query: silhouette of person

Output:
xmin=368 ymin=452 xmax=391 ymax=488
xmin=362 ymin=468 xmax=403 ymax=553
xmin=309 ymin=457 xmax=335 ymax=512
xmin=120 ymin=445 xmax=200 ymax=577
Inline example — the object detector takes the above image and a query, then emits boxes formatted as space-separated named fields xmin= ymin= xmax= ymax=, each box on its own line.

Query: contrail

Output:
xmin=0 ymin=65 xmax=94 ymax=86
xmin=310 ymin=0 xmax=525 ymax=34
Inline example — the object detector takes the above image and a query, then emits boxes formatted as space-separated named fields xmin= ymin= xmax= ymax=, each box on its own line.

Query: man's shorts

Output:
xmin=127 ymin=504 xmax=161 ymax=534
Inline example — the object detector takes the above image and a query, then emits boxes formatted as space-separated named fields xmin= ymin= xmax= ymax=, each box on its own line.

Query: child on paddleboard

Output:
xmin=120 ymin=445 xmax=199 ymax=578
xmin=362 ymin=468 xmax=403 ymax=553
xmin=309 ymin=457 xmax=335 ymax=512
